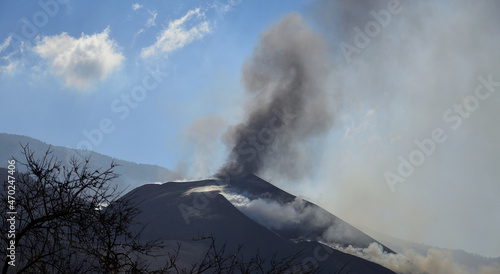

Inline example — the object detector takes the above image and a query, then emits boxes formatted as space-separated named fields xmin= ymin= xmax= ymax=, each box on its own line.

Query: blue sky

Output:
xmin=1 ymin=0 xmax=500 ymax=259
xmin=0 ymin=0 xmax=307 ymax=169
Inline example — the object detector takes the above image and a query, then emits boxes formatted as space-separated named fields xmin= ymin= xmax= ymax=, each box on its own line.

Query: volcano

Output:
xmin=123 ymin=174 xmax=396 ymax=273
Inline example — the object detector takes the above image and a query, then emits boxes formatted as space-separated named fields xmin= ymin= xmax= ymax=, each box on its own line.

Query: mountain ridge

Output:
xmin=0 ymin=132 xmax=180 ymax=193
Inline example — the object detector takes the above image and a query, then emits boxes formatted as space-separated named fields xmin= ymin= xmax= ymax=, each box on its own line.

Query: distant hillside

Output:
xmin=0 ymin=133 xmax=180 ymax=193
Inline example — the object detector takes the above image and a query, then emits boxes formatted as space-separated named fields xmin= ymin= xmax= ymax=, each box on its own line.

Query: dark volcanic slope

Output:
xmin=123 ymin=175 xmax=395 ymax=273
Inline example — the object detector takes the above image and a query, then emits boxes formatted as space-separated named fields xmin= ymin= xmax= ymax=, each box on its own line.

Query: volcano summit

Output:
xmin=123 ymin=174 xmax=396 ymax=273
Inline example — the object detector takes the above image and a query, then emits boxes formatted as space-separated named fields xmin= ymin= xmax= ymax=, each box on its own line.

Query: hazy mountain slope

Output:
xmin=124 ymin=175 xmax=396 ymax=273
xmin=0 ymin=133 xmax=180 ymax=193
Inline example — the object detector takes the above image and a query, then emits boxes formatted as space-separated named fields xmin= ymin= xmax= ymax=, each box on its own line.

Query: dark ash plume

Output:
xmin=216 ymin=13 xmax=336 ymax=180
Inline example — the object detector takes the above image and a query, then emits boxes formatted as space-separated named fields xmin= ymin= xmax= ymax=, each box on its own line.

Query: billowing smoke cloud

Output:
xmin=216 ymin=13 xmax=336 ymax=180
xmin=301 ymin=0 xmax=500 ymax=259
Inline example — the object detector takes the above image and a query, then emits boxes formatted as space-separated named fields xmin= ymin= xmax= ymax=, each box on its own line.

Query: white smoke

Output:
xmin=221 ymin=193 xmax=313 ymax=230
xmin=331 ymin=243 xmax=500 ymax=274
xmin=221 ymin=190 xmax=500 ymax=274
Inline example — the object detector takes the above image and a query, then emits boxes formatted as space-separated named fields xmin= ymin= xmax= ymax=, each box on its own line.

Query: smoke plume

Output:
xmin=216 ymin=13 xmax=336 ymax=180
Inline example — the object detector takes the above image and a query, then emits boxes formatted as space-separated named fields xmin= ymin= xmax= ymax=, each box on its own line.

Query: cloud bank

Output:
xmin=35 ymin=27 xmax=124 ymax=90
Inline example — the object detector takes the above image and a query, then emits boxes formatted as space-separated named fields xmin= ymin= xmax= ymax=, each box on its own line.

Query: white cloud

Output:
xmin=34 ymin=27 xmax=124 ymax=90
xmin=141 ymin=8 xmax=211 ymax=58
xmin=0 ymin=38 xmax=32 ymax=74
xmin=132 ymin=3 xmax=143 ymax=11
xmin=1 ymin=53 xmax=17 ymax=73
xmin=0 ymin=36 xmax=11 ymax=53
xmin=210 ymin=1 xmax=232 ymax=16
xmin=0 ymin=36 xmax=16 ymax=73
xmin=146 ymin=10 xmax=157 ymax=28
xmin=134 ymin=10 xmax=157 ymax=40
